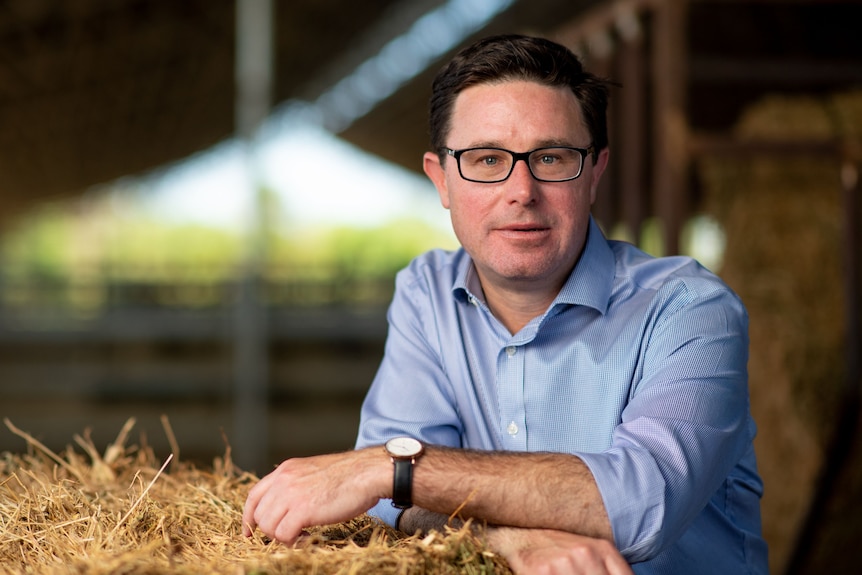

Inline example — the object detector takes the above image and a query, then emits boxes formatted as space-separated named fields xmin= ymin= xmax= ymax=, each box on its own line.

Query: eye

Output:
xmin=538 ymin=153 xmax=560 ymax=165
xmin=475 ymin=152 xmax=506 ymax=166
xmin=462 ymin=149 xmax=509 ymax=169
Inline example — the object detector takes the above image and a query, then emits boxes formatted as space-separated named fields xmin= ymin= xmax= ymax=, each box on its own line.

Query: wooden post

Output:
xmin=617 ymin=6 xmax=647 ymax=242
xmin=588 ymin=32 xmax=616 ymax=231
xmin=651 ymin=0 xmax=688 ymax=255
xmin=784 ymin=149 xmax=862 ymax=575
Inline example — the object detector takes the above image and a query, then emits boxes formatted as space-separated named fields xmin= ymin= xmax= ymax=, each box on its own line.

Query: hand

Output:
xmin=488 ymin=527 xmax=634 ymax=575
xmin=241 ymin=448 xmax=387 ymax=544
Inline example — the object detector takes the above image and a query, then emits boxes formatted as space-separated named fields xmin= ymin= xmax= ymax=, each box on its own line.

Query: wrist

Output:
xmin=384 ymin=437 xmax=425 ymax=509
xmin=354 ymin=445 xmax=397 ymax=501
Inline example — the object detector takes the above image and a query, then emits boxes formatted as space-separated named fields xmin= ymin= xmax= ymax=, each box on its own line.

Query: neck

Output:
xmin=481 ymin=278 xmax=561 ymax=334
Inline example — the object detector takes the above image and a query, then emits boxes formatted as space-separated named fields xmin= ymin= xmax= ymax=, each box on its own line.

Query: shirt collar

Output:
xmin=453 ymin=216 xmax=615 ymax=315
xmin=555 ymin=217 xmax=614 ymax=314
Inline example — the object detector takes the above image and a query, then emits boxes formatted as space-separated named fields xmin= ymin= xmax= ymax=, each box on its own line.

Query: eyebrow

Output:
xmin=460 ymin=138 xmax=581 ymax=150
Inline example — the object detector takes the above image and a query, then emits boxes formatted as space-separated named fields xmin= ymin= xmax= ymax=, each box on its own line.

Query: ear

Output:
xmin=423 ymin=151 xmax=451 ymax=209
xmin=589 ymin=147 xmax=610 ymax=204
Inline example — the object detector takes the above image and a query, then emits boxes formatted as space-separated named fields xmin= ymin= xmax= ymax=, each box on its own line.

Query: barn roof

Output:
xmin=3 ymin=0 xmax=859 ymax=226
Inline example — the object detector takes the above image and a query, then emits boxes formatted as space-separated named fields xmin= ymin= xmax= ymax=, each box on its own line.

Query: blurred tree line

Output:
xmin=0 ymin=191 xmax=457 ymax=313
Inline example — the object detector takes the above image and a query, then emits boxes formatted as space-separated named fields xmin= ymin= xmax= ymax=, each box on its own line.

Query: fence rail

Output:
xmin=0 ymin=277 xmax=391 ymax=472
xmin=0 ymin=274 xmax=397 ymax=314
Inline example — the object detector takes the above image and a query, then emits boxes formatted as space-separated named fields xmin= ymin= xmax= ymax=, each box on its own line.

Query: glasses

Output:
xmin=443 ymin=145 xmax=594 ymax=183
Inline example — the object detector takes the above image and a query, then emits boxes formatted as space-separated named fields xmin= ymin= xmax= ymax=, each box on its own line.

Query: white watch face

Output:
xmin=386 ymin=437 xmax=423 ymax=457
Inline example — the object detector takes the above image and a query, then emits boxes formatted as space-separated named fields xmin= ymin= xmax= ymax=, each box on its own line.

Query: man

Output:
xmin=243 ymin=35 xmax=768 ymax=574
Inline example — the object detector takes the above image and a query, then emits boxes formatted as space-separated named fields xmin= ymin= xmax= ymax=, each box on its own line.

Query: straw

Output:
xmin=0 ymin=418 xmax=512 ymax=574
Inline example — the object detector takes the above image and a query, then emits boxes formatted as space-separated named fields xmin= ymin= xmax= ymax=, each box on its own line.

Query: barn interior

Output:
xmin=1 ymin=1 xmax=861 ymax=573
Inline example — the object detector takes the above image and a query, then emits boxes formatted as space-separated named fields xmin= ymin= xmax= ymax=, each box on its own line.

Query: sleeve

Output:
xmin=577 ymin=279 xmax=755 ymax=562
xmin=354 ymin=259 xmax=465 ymax=526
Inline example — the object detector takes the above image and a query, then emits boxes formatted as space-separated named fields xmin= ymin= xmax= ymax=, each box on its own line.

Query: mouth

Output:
xmin=501 ymin=224 xmax=550 ymax=232
xmin=495 ymin=224 xmax=551 ymax=240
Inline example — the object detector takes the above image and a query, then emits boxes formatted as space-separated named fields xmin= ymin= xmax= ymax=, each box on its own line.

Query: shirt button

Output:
xmin=507 ymin=421 xmax=518 ymax=436
xmin=506 ymin=346 xmax=517 ymax=357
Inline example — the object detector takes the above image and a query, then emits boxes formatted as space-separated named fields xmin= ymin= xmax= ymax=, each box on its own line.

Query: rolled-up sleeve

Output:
xmin=579 ymin=281 xmax=753 ymax=562
xmin=356 ymin=256 xmax=466 ymax=526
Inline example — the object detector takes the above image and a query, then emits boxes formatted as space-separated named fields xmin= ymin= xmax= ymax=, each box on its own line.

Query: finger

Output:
xmin=603 ymin=549 xmax=634 ymax=575
xmin=241 ymin=473 xmax=275 ymax=536
xmin=241 ymin=494 xmax=259 ymax=537
xmin=273 ymin=511 xmax=304 ymax=545
xmin=250 ymin=488 xmax=286 ymax=538
xmin=241 ymin=488 xmax=261 ymax=536
xmin=607 ymin=557 xmax=634 ymax=575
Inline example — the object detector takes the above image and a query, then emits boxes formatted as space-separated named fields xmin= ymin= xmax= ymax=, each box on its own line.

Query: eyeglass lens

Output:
xmin=458 ymin=147 xmax=584 ymax=182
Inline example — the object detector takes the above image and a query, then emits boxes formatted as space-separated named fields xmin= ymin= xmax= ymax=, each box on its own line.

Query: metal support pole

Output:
xmin=232 ymin=0 xmax=273 ymax=475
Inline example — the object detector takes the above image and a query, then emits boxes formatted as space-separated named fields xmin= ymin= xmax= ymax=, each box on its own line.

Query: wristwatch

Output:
xmin=384 ymin=437 xmax=424 ymax=509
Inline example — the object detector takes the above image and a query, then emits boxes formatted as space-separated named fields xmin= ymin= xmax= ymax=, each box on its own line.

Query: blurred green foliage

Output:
xmin=0 ymin=197 xmax=458 ymax=311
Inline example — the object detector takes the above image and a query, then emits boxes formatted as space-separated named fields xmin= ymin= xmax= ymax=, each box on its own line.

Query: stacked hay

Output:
xmin=0 ymin=419 xmax=511 ymax=574
xmin=698 ymin=89 xmax=862 ymax=574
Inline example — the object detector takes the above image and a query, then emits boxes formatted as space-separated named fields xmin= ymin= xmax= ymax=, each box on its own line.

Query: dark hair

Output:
xmin=429 ymin=34 xmax=610 ymax=163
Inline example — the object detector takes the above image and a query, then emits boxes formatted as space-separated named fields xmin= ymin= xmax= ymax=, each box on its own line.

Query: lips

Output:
xmin=500 ymin=223 xmax=549 ymax=232
xmin=493 ymin=224 xmax=551 ymax=243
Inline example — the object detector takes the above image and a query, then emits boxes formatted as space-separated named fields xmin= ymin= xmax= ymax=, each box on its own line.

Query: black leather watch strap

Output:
xmin=391 ymin=458 xmax=414 ymax=509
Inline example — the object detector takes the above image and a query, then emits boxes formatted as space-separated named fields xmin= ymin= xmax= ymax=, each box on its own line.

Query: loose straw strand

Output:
xmin=107 ymin=453 xmax=174 ymax=539
xmin=4 ymin=418 xmax=85 ymax=483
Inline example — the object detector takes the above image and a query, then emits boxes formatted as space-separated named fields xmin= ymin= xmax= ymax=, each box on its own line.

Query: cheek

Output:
xmin=571 ymin=184 xmax=596 ymax=212
xmin=447 ymin=196 xmax=486 ymax=241
xmin=448 ymin=202 xmax=471 ymax=235
xmin=553 ymin=191 xmax=593 ymax=233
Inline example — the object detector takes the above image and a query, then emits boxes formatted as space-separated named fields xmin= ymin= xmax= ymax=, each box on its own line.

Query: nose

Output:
xmin=503 ymin=157 xmax=540 ymax=204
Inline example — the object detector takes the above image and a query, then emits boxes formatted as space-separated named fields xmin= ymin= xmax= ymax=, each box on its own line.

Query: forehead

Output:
xmin=449 ymin=80 xmax=587 ymax=146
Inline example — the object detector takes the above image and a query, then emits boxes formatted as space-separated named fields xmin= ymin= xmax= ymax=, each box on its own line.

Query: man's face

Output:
xmin=424 ymin=80 xmax=608 ymax=295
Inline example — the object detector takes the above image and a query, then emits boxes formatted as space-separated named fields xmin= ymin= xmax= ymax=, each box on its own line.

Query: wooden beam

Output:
xmin=688 ymin=132 xmax=841 ymax=157
xmin=551 ymin=0 xmax=663 ymax=50
xmin=689 ymin=57 xmax=862 ymax=85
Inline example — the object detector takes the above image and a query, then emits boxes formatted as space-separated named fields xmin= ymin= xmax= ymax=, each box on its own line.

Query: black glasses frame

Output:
xmin=443 ymin=145 xmax=595 ymax=183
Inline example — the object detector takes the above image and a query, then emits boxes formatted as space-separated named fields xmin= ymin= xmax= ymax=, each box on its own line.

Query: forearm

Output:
xmin=399 ymin=509 xmax=631 ymax=575
xmin=485 ymin=525 xmax=634 ymax=575
xmin=398 ymin=507 xmax=458 ymax=534
xmin=409 ymin=446 xmax=612 ymax=541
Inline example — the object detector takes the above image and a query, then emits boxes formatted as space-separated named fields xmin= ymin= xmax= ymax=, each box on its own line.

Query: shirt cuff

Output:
xmin=577 ymin=449 xmax=666 ymax=562
xmin=366 ymin=498 xmax=402 ymax=528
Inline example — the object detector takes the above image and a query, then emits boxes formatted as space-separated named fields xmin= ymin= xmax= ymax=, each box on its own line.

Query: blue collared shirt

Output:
xmin=356 ymin=218 xmax=767 ymax=573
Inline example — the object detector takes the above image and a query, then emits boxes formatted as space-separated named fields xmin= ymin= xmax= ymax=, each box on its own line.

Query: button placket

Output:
xmin=497 ymin=343 xmax=527 ymax=448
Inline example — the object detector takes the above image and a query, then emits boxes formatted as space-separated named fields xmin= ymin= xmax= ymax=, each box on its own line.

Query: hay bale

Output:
xmin=698 ymin=90 xmax=861 ymax=574
xmin=0 ymin=419 xmax=512 ymax=574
